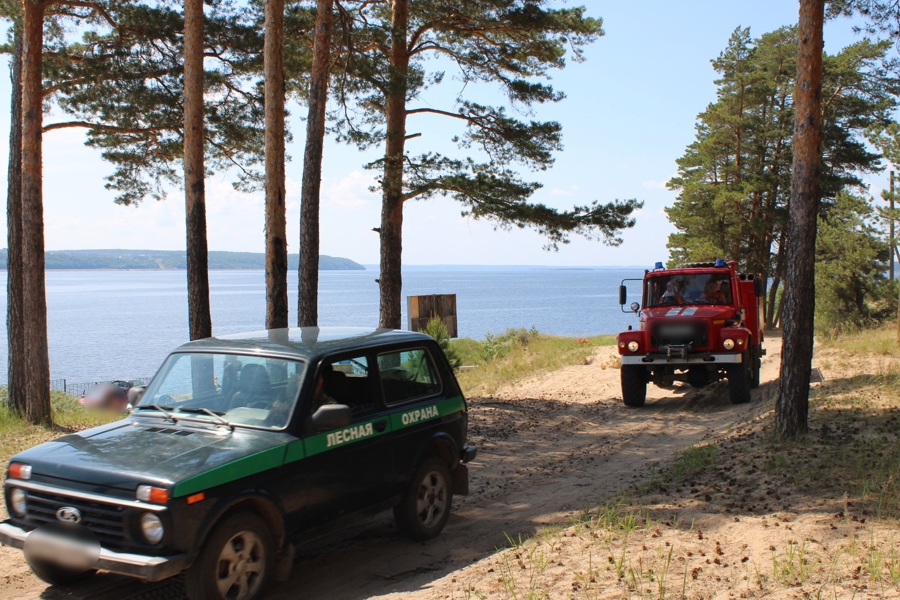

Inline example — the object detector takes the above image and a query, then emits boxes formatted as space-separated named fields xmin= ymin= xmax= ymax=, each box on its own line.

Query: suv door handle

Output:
xmin=373 ymin=420 xmax=387 ymax=432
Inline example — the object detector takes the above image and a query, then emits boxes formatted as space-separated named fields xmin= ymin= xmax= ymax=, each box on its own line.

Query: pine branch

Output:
xmin=42 ymin=120 xmax=168 ymax=134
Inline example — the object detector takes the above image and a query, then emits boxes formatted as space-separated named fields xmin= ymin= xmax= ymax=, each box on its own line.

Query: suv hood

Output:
xmin=11 ymin=418 xmax=294 ymax=494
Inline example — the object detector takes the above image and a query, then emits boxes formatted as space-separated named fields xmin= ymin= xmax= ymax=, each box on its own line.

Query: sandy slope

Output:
xmin=0 ymin=341 xmax=781 ymax=600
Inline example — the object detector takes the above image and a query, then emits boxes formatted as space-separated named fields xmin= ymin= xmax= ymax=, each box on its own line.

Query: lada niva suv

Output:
xmin=1 ymin=327 xmax=477 ymax=600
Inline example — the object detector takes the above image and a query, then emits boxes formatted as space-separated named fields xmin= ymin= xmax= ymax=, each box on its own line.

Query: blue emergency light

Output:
xmin=714 ymin=259 xmax=726 ymax=267
xmin=654 ymin=261 xmax=664 ymax=270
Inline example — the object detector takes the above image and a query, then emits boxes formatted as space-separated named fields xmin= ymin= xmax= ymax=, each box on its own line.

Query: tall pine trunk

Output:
xmin=183 ymin=0 xmax=212 ymax=340
xmin=378 ymin=0 xmax=408 ymax=330
xmin=776 ymin=0 xmax=824 ymax=437
xmin=21 ymin=0 xmax=51 ymax=424
xmin=298 ymin=0 xmax=333 ymax=327
xmin=7 ymin=27 xmax=25 ymax=415
xmin=265 ymin=0 xmax=288 ymax=330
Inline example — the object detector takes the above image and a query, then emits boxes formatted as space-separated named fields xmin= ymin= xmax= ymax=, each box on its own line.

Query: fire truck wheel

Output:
xmin=621 ymin=366 xmax=647 ymax=407
xmin=749 ymin=346 xmax=761 ymax=389
xmin=726 ymin=354 xmax=751 ymax=405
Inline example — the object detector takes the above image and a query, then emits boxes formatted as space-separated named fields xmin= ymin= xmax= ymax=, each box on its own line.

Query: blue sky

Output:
xmin=0 ymin=1 xmax=887 ymax=267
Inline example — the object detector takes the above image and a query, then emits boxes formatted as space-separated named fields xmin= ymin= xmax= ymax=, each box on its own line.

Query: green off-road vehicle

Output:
xmin=1 ymin=327 xmax=476 ymax=600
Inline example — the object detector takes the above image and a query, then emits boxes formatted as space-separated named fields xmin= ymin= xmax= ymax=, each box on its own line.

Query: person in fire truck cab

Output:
xmin=660 ymin=280 xmax=684 ymax=305
xmin=719 ymin=280 xmax=732 ymax=303
xmin=701 ymin=280 xmax=726 ymax=304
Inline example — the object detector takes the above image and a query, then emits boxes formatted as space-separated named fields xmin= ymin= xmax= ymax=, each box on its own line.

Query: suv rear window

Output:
xmin=378 ymin=348 xmax=441 ymax=405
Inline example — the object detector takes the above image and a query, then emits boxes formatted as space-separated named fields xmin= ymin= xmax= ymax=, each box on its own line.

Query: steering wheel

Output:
xmin=157 ymin=394 xmax=175 ymax=406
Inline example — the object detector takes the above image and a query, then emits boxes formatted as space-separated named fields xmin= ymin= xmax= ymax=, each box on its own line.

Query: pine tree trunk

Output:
xmin=7 ymin=27 xmax=25 ymax=416
xmin=378 ymin=0 xmax=408 ymax=330
xmin=21 ymin=0 xmax=51 ymax=425
xmin=766 ymin=276 xmax=780 ymax=328
xmin=264 ymin=0 xmax=288 ymax=330
xmin=183 ymin=0 xmax=211 ymax=341
xmin=298 ymin=0 xmax=333 ymax=327
xmin=776 ymin=0 xmax=824 ymax=438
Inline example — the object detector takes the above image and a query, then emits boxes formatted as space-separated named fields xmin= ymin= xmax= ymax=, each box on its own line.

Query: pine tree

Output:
xmin=777 ymin=0 xmax=825 ymax=439
xmin=265 ymin=0 xmax=289 ymax=329
xmin=666 ymin=25 xmax=895 ymax=326
xmin=318 ymin=0 xmax=640 ymax=329
xmin=298 ymin=0 xmax=333 ymax=327
xmin=815 ymin=191 xmax=892 ymax=331
xmin=6 ymin=24 xmax=25 ymax=417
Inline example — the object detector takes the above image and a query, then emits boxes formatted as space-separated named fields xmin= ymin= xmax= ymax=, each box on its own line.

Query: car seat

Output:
xmin=229 ymin=364 xmax=272 ymax=410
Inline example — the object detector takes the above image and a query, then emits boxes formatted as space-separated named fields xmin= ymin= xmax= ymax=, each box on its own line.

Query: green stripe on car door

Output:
xmin=389 ymin=396 xmax=465 ymax=431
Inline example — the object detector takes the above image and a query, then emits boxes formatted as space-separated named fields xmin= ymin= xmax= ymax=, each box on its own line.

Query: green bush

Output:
xmin=419 ymin=317 xmax=462 ymax=370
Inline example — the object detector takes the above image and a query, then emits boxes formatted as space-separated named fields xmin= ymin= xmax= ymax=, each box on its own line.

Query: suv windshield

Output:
xmin=137 ymin=352 xmax=307 ymax=429
xmin=644 ymin=272 xmax=732 ymax=308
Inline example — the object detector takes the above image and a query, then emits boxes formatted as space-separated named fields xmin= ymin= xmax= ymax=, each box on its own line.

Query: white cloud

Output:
xmin=322 ymin=170 xmax=378 ymax=209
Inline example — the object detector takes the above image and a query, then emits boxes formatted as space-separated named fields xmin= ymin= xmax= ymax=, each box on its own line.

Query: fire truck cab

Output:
xmin=615 ymin=260 xmax=765 ymax=407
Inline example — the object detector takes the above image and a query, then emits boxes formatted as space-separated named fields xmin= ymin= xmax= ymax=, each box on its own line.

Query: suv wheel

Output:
xmin=186 ymin=512 xmax=274 ymax=600
xmin=621 ymin=365 xmax=647 ymax=407
xmin=28 ymin=559 xmax=96 ymax=587
xmin=394 ymin=456 xmax=452 ymax=541
xmin=726 ymin=353 xmax=751 ymax=405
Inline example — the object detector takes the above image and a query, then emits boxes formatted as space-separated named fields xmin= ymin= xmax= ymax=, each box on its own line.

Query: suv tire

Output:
xmin=727 ymin=353 xmax=751 ymax=405
xmin=394 ymin=456 xmax=452 ymax=541
xmin=621 ymin=365 xmax=647 ymax=407
xmin=186 ymin=512 xmax=274 ymax=600
xmin=28 ymin=560 xmax=96 ymax=587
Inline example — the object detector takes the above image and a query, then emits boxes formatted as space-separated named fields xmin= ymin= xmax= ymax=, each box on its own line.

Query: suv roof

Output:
xmin=175 ymin=327 xmax=434 ymax=361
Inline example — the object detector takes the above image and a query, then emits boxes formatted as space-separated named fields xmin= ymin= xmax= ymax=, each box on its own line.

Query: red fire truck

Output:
xmin=615 ymin=260 xmax=765 ymax=407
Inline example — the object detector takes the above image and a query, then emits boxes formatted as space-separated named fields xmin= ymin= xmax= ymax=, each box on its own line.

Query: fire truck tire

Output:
xmin=726 ymin=354 xmax=751 ymax=405
xmin=749 ymin=346 xmax=761 ymax=389
xmin=621 ymin=366 xmax=647 ymax=407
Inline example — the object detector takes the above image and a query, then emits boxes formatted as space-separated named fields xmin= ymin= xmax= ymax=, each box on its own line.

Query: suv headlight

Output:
xmin=723 ymin=338 xmax=735 ymax=350
xmin=9 ymin=488 xmax=26 ymax=516
xmin=140 ymin=513 xmax=164 ymax=544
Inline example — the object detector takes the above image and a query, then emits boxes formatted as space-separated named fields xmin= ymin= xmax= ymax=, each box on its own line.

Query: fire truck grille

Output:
xmin=651 ymin=322 xmax=709 ymax=349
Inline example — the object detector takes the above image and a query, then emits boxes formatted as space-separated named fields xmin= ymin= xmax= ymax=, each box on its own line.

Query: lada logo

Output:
xmin=56 ymin=507 xmax=82 ymax=524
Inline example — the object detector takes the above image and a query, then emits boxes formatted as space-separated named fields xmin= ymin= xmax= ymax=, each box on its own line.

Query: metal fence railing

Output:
xmin=48 ymin=377 xmax=153 ymax=398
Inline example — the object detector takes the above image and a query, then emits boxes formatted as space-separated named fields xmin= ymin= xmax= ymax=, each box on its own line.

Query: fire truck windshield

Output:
xmin=644 ymin=272 xmax=732 ymax=308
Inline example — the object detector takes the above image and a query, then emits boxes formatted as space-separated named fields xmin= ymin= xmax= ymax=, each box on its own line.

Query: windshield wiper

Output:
xmin=134 ymin=404 xmax=176 ymax=422
xmin=177 ymin=407 xmax=234 ymax=430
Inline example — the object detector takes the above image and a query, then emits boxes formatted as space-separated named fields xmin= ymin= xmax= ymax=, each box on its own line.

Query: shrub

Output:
xmin=420 ymin=317 xmax=462 ymax=370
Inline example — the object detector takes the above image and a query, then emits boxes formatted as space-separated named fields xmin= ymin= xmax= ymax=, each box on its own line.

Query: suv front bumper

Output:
xmin=0 ymin=521 xmax=187 ymax=582
xmin=620 ymin=352 xmax=743 ymax=365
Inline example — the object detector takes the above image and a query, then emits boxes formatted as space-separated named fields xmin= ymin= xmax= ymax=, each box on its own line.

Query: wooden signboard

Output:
xmin=407 ymin=294 xmax=458 ymax=338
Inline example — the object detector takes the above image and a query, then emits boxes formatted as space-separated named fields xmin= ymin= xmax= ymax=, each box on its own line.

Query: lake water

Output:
xmin=0 ymin=266 xmax=645 ymax=384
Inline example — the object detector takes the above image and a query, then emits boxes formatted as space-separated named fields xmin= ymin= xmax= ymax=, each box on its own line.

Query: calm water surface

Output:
xmin=0 ymin=266 xmax=645 ymax=383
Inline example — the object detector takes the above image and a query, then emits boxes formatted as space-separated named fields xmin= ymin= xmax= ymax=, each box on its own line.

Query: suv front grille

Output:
xmin=23 ymin=488 xmax=129 ymax=549
xmin=651 ymin=321 xmax=709 ymax=349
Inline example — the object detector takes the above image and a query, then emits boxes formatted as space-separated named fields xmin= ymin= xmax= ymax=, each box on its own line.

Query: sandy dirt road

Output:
xmin=0 ymin=341 xmax=781 ymax=600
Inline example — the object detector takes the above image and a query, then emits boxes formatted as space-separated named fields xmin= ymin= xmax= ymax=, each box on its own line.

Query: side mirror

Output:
xmin=630 ymin=302 xmax=640 ymax=313
xmin=618 ymin=285 xmax=627 ymax=305
xmin=311 ymin=404 xmax=352 ymax=432
xmin=754 ymin=276 xmax=765 ymax=298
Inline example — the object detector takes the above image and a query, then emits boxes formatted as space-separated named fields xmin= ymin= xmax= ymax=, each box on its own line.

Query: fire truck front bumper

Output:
xmin=621 ymin=353 xmax=743 ymax=365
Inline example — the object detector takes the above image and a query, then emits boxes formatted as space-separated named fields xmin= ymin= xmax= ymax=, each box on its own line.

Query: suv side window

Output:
xmin=315 ymin=355 xmax=375 ymax=416
xmin=378 ymin=348 xmax=441 ymax=406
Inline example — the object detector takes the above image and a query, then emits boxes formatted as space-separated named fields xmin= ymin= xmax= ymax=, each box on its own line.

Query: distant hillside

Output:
xmin=0 ymin=249 xmax=366 ymax=271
